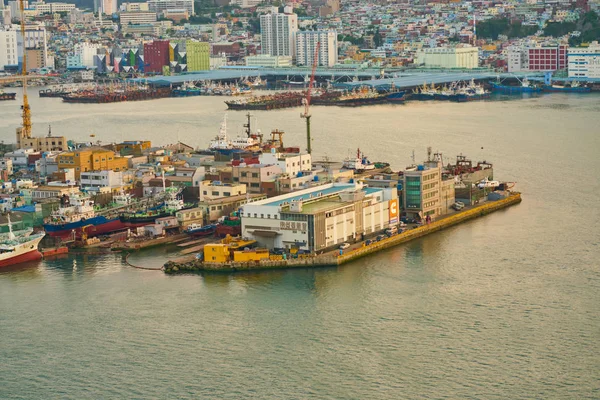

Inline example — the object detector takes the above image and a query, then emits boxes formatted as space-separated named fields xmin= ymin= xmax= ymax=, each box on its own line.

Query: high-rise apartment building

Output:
xmin=0 ymin=29 xmax=18 ymax=70
xmin=94 ymin=0 xmax=117 ymax=14
xmin=260 ymin=13 xmax=298 ymax=58
xmin=144 ymin=40 xmax=170 ymax=73
xmin=295 ymin=30 xmax=338 ymax=67
xmin=186 ymin=40 xmax=210 ymax=71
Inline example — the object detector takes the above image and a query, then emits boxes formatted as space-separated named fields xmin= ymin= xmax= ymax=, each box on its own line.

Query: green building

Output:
xmin=186 ymin=41 xmax=210 ymax=71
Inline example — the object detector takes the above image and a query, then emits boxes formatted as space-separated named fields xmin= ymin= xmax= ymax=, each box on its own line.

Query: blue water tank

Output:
xmin=297 ymin=172 xmax=302 ymax=177
xmin=397 ymin=183 xmax=403 ymax=190
xmin=417 ymin=165 xmax=424 ymax=171
xmin=313 ymin=176 xmax=319 ymax=181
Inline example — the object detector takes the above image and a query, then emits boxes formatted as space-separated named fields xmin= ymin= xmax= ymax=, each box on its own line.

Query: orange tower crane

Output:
xmin=19 ymin=0 xmax=32 ymax=139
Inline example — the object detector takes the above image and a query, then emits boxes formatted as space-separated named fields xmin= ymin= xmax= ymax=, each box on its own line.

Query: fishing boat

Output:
xmin=208 ymin=115 xmax=260 ymax=153
xmin=119 ymin=186 xmax=189 ymax=226
xmin=0 ymin=215 xmax=45 ymax=268
xmin=186 ymin=223 xmax=217 ymax=237
xmin=0 ymin=90 xmax=17 ymax=101
xmin=449 ymin=80 xmax=491 ymax=102
xmin=542 ymin=81 xmax=591 ymax=93
xmin=43 ymin=194 xmax=128 ymax=239
xmin=490 ymin=78 xmax=541 ymax=93
xmin=343 ymin=148 xmax=375 ymax=171
xmin=410 ymin=83 xmax=438 ymax=101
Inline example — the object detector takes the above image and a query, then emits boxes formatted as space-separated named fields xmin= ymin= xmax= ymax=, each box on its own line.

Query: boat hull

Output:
xmin=490 ymin=83 xmax=541 ymax=93
xmin=44 ymin=216 xmax=129 ymax=238
xmin=542 ymin=85 xmax=591 ymax=93
xmin=0 ymin=248 xmax=42 ymax=268
xmin=0 ymin=93 xmax=17 ymax=101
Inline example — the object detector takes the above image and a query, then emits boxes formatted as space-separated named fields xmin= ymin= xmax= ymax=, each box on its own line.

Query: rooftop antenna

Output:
xmin=47 ymin=124 xmax=52 ymax=137
xmin=411 ymin=150 xmax=416 ymax=165
xmin=19 ymin=0 xmax=32 ymax=140
xmin=427 ymin=146 xmax=432 ymax=162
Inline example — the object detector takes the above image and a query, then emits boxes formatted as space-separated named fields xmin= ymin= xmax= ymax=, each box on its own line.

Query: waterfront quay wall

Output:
xmin=163 ymin=193 xmax=521 ymax=274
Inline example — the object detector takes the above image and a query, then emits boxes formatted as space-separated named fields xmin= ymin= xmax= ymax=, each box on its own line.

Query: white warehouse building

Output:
xmin=568 ymin=41 xmax=600 ymax=79
xmin=241 ymin=182 xmax=399 ymax=253
xmin=416 ymin=46 xmax=479 ymax=69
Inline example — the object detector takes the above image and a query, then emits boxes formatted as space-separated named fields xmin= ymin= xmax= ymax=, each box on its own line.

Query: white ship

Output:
xmin=0 ymin=215 xmax=45 ymax=268
xmin=343 ymin=148 xmax=375 ymax=171
xmin=208 ymin=115 xmax=260 ymax=151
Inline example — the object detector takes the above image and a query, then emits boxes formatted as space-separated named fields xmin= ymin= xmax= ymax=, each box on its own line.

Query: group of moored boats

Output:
xmin=172 ymin=81 xmax=253 ymax=97
xmin=410 ymin=79 xmax=490 ymax=102
xmin=489 ymin=78 xmax=592 ymax=93
xmin=0 ymin=89 xmax=17 ymax=101
xmin=225 ymin=87 xmax=407 ymax=110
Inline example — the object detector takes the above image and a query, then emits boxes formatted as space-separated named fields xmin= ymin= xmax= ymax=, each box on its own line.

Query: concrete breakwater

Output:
xmin=163 ymin=193 xmax=522 ymax=274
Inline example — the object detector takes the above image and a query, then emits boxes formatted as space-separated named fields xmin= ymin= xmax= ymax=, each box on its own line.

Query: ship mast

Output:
xmin=19 ymin=0 xmax=32 ymax=138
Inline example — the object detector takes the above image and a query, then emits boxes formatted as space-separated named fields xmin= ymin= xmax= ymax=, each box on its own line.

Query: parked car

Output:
xmin=452 ymin=202 xmax=464 ymax=211
xmin=339 ymin=243 xmax=350 ymax=250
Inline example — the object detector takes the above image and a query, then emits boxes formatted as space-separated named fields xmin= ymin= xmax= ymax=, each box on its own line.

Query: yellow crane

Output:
xmin=19 ymin=0 xmax=32 ymax=139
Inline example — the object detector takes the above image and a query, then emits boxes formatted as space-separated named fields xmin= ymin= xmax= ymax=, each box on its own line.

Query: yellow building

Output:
xmin=204 ymin=244 xmax=231 ymax=263
xmin=114 ymin=140 xmax=152 ymax=156
xmin=57 ymin=147 xmax=129 ymax=179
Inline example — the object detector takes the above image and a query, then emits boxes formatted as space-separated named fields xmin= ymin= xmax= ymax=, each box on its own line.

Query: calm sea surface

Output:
xmin=1 ymin=90 xmax=599 ymax=399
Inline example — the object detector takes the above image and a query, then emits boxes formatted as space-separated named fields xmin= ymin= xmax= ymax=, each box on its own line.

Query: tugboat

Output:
xmin=0 ymin=215 xmax=45 ymax=268
xmin=0 ymin=90 xmax=17 ymax=101
xmin=119 ymin=186 xmax=189 ymax=227
xmin=343 ymin=148 xmax=375 ymax=171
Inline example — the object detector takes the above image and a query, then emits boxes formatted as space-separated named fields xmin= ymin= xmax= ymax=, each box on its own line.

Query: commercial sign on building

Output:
xmin=389 ymin=199 xmax=398 ymax=224
xmin=280 ymin=221 xmax=307 ymax=231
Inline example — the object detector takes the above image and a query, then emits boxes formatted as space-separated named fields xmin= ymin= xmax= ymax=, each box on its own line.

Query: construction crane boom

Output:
xmin=301 ymin=41 xmax=320 ymax=155
xmin=19 ymin=0 xmax=32 ymax=139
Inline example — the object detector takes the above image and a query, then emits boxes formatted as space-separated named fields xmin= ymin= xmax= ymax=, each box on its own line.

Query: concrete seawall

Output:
xmin=163 ymin=193 xmax=522 ymax=274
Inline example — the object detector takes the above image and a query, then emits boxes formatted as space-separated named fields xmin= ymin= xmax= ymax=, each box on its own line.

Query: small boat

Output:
xmin=0 ymin=215 xmax=45 ymax=268
xmin=186 ymin=224 xmax=217 ymax=237
xmin=343 ymin=148 xmax=375 ymax=171
xmin=490 ymin=78 xmax=542 ymax=93
xmin=0 ymin=90 xmax=17 ymax=101
xmin=542 ymin=81 xmax=591 ymax=93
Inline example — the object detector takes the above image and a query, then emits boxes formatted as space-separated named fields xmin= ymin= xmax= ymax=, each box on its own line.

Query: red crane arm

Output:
xmin=305 ymin=41 xmax=320 ymax=114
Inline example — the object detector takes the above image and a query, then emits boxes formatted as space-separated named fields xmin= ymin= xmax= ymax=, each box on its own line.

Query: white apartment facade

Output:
xmin=568 ymin=41 xmax=600 ymax=79
xmin=260 ymin=13 xmax=298 ymax=59
xmin=258 ymin=151 xmax=312 ymax=177
xmin=295 ymin=30 xmax=338 ymax=67
xmin=0 ymin=29 xmax=18 ymax=69
xmin=148 ymin=0 xmax=194 ymax=15
xmin=119 ymin=12 xmax=157 ymax=25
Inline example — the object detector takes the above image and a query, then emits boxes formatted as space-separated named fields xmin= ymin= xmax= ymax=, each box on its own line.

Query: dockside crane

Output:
xmin=301 ymin=41 xmax=320 ymax=155
xmin=19 ymin=0 xmax=32 ymax=139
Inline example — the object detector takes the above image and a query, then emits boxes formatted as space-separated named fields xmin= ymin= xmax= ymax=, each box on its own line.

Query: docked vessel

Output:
xmin=43 ymin=194 xmax=127 ymax=239
xmin=328 ymin=87 xmax=389 ymax=107
xmin=343 ymin=148 xmax=375 ymax=171
xmin=0 ymin=215 xmax=45 ymax=268
xmin=215 ymin=216 xmax=241 ymax=237
xmin=542 ymin=81 xmax=591 ymax=93
xmin=62 ymin=85 xmax=171 ymax=103
xmin=410 ymin=83 xmax=438 ymax=101
xmin=225 ymin=92 xmax=304 ymax=111
xmin=119 ymin=187 xmax=189 ymax=226
xmin=490 ymin=78 xmax=541 ymax=93
xmin=0 ymin=90 xmax=17 ymax=101
xmin=39 ymin=87 xmax=72 ymax=98
xmin=186 ymin=223 xmax=217 ymax=237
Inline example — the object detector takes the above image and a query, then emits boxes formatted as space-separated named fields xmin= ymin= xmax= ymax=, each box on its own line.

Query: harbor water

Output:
xmin=1 ymin=91 xmax=599 ymax=398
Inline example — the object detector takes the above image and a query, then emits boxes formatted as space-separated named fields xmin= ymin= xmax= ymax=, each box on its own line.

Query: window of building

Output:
xmin=251 ymin=173 xmax=258 ymax=178
xmin=224 ymin=192 xmax=230 ymax=196
xmin=241 ymin=172 xmax=247 ymax=177
xmin=250 ymin=183 xmax=259 ymax=188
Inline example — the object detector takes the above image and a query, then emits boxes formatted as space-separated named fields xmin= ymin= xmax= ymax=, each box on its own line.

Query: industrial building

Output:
xmin=416 ymin=46 xmax=479 ymax=69
xmin=241 ymin=182 xmax=398 ymax=252
xmin=568 ymin=41 xmax=600 ymax=79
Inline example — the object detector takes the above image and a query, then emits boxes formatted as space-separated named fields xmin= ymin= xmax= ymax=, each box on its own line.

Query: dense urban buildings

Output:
xmin=568 ymin=41 xmax=600 ymax=78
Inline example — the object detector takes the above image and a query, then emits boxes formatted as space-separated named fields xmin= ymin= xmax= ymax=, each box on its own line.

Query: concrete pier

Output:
xmin=163 ymin=193 xmax=522 ymax=274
